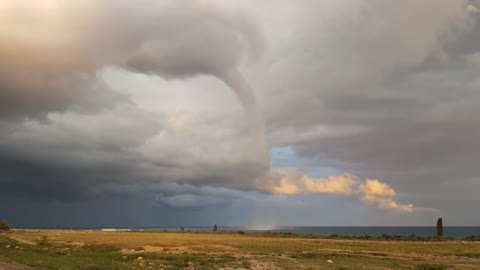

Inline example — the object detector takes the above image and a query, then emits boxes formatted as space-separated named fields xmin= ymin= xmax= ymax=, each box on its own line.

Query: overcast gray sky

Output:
xmin=1 ymin=0 xmax=480 ymax=227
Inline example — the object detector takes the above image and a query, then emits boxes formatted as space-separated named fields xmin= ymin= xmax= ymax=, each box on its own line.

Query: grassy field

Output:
xmin=1 ymin=230 xmax=479 ymax=269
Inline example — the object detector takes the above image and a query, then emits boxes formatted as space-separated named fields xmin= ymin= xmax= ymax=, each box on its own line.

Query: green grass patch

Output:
xmin=415 ymin=263 xmax=448 ymax=270
xmin=0 ymin=235 xmax=244 ymax=270
xmin=457 ymin=252 xmax=480 ymax=258
xmin=289 ymin=252 xmax=412 ymax=269
xmin=0 ymin=235 xmax=132 ymax=270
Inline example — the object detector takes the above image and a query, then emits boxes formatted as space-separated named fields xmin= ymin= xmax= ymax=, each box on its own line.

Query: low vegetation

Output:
xmin=0 ymin=235 xmax=242 ymax=270
xmin=0 ymin=220 xmax=11 ymax=231
xmin=1 ymin=229 xmax=479 ymax=269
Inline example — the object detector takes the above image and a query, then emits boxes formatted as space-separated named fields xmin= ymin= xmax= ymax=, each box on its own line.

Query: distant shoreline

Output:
xmin=10 ymin=225 xmax=480 ymax=238
xmin=10 ymin=227 xmax=480 ymax=241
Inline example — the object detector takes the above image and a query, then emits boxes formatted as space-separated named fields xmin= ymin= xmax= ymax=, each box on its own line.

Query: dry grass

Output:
xmin=3 ymin=229 xmax=480 ymax=269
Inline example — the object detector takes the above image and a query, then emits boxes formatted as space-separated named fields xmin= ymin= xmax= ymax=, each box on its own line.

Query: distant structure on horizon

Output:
xmin=101 ymin=228 xmax=131 ymax=232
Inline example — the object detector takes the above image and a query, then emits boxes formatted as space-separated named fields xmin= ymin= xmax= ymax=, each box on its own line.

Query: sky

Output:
xmin=1 ymin=0 xmax=480 ymax=228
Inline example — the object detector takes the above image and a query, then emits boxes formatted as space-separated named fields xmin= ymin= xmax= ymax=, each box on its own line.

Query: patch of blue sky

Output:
xmin=270 ymin=146 xmax=341 ymax=178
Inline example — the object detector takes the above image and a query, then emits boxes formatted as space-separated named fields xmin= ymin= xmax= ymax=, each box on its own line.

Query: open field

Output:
xmin=1 ymin=230 xmax=480 ymax=270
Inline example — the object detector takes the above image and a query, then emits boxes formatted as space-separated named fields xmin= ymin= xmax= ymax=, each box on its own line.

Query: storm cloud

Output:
xmin=1 ymin=0 xmax=480 ymax=226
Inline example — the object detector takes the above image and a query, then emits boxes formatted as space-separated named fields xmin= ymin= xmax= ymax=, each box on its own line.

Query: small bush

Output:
xmin=36 ymin=235 xmax=49 ymax=246
xmin=0 ymin=220 xmax=11 ymax=231
xmin=465 ymin=235 xmax=480 ymax=241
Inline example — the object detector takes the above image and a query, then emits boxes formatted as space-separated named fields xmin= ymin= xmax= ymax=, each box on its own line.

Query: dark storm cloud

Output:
xmin=0 ymin=0 xmax=263 ymax=117
xmin=0 ymin=154 xmax=93 ymax=201
xmin=0 ymin=0 xmax=269 ymax=200
xmin=1 ymin=0 xmax=480 ymax=225
xmin=256 ymin=0 xmax=480 ymax=214
xmin=0 ymin=106 xmax=269 ymax=201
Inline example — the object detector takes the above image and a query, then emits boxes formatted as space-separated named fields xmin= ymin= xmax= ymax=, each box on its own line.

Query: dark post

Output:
xmin=436 ymin=218 xmax=443 ymax=238
xmin=213 ymin=224 xmax=218 ymax=232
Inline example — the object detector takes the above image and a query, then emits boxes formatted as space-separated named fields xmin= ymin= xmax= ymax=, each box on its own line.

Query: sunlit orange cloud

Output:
xmin=270 ymin=179 xmax=303 ymax=195
xmin=358 ymin=179 xmax=414 ymax=213
xmin=263 ymin=169 xmax=357 ymax=195
xmin=359 ymin=179 xmax=396 ymax=197
xmin=261 ymin=170 xmax=415 ymax=213
xmin=303 ymin=174 xmax=357 ymax=194
xmin=361 ymin=195 xmax=414 ymax=213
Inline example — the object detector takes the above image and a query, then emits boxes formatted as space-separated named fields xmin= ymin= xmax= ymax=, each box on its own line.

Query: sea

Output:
xmin=137 ymin=226 xmax=480 ymax=239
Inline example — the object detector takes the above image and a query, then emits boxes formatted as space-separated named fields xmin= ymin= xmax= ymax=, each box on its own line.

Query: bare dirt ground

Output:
xmin=3 ymin=229 xmax=480 ymax=269
xmin=0 ymin=261 xmax=29 ymax=270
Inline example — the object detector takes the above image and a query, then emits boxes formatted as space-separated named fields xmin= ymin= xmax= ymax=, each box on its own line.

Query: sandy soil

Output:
xmin=0 ymin=261 xmax=29 ymax=270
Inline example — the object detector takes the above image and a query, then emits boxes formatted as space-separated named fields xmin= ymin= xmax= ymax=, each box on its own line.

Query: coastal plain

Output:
xmin=1 ymin=229 xmax=480 ymax=269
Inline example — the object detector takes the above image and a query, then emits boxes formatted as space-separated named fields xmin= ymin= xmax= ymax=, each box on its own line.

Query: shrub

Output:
xmin=36 ymin=235 xmax=49 ymax=246
xmin=465 ymin=235 xmax=480 ymax=241
xmin=0 ymin=220 xmax=11 ymax=231
xmin=213 ymin=224 xmax=218 ymax=232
